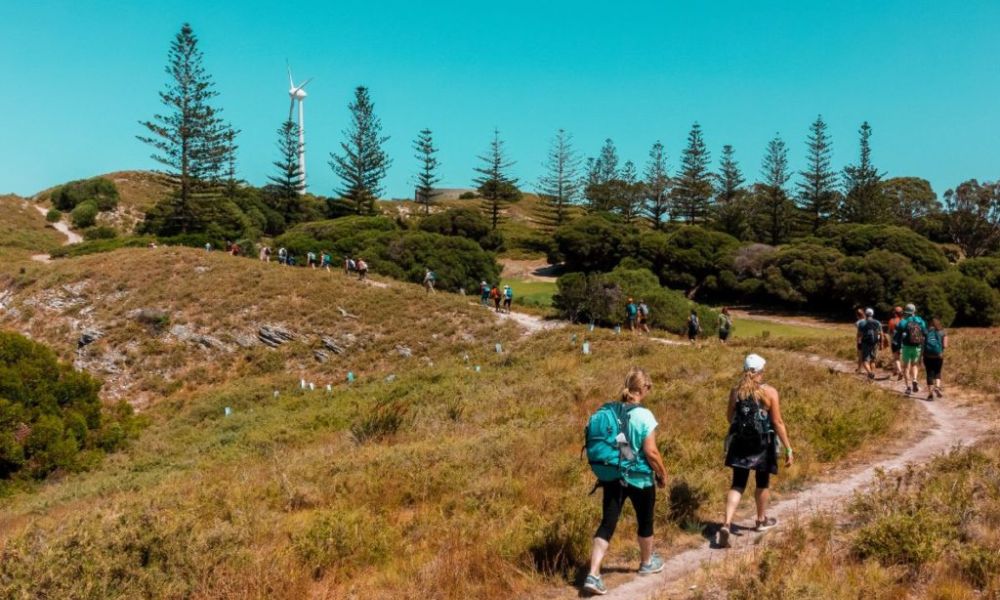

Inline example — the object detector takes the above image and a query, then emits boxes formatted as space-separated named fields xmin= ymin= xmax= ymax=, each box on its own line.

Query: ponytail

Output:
xmin=736 ymin=369 xmax=764 ymax=403
xmin=620 ymin=367 xmax=652 ymax=404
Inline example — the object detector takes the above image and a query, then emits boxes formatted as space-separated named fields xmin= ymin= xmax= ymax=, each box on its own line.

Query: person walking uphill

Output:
xmin=503 ymin=284 xmax=513 ymax=313
xmin=687 ymin=309 xmax=701 ymax=344
xmin=490 ymin=284 xmax=502 ymax=312
xmin=583 ymin=367 xmax=668 ymax=596
xmin=857 ymin=308 xmax=883 ymax=381
xmin=718 ymin=307 xmax=733 ymax=344
xmin=717 ymin=353 xmax=794 ymax=549
xmin=625 ymin=298 xmax=638 ymax=333
xmin=922 ymin=318 xmax=948 ymax=400
xmin=897 ymin=303 xmax=927 ymax=395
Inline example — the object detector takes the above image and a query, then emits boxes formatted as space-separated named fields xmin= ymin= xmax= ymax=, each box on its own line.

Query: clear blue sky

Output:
xmin=2 ymin=0 xmax=998 ymax=199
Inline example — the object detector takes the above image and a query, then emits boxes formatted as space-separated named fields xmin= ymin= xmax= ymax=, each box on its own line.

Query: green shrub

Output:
xmin=49 ymin=236 xmax=157 ymax=258
xmin=45 ymin=208 xmax=62 ymax=223
xmin=817 ymin=223 xmax=949 ymax=272
xmin=553 ymin=215 xmax=631 ymax=272
xmin=553 ymin=267 xmax=715 ymax=334
xmin=418 ymin=207 xmax=503 ymax=251
xmin=458 ymin=191 xmax=478 ymax=200
xmin=49 ymin=177 xmax=119 ymax=212
xmin=635 ymin=226 xmax=740 ymax=293
xmin=959 ymin=257 xmax=1000 ymax=289
xmin=293 ymin=508 xmax=395 ymax=578
xmin=0 ymin=332 xmax=139 ymax=479
xmin=70 ymin=200 xmax=99 ymax=228
xmin=83 ymin=226 xmax=118 ymax=241
xmin=277 ymin=218 xmax=500 ymax=292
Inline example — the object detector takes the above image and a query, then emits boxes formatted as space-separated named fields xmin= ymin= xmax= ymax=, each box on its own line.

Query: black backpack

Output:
xmin=862 ymin=319 xmax=881 ymax=346
xmin=731 ymin=396 xmax=769 ymax=452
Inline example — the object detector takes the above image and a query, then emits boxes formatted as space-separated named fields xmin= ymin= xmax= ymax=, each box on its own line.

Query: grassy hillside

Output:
xmin=0 ymin=194 xmax=64 ymax=262
xmin=0 ymin=247 xmax=914 ymax=598
xmin=0 ymin=247 xmax=523 ymax=407
xmin=33 ymin=171 xmax=170 ymax=234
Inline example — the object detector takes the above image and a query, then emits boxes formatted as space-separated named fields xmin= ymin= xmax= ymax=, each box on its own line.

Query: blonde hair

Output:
xmin=736 ymin=369 xmax=764 ymax=403
xmin=620 ymin=367 xmax=653 ymax=403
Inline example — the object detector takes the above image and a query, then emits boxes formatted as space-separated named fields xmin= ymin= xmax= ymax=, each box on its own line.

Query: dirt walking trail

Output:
xmin=500 ymin=310 xmax=991 ymax=599
xmin=27 ymin=200 xmax=82 ymax=262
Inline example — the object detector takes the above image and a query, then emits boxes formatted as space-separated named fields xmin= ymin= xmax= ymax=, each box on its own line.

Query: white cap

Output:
xmin=744 ymin=353 xmax=766 ymax=372
xmin=865 ymin=308 xmax=874 ymax=317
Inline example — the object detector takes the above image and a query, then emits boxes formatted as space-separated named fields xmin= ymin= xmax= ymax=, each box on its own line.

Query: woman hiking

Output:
xmin=583 ymin=367 xmax=669 ymax=596
xmin=717 ymin=354 xmax=793 ymax=549
xmin=922 ymin=318 xmax=947 ymax=400
xmin=718 ymin=307 xmax=733 ymax=344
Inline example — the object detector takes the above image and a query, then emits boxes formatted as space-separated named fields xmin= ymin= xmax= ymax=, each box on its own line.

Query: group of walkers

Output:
xmin=854 ymin=303 xmax=948 ymax=400
xmin=254 ymin=245 xmax=370 ymax=281
xmin=583 ymin=355 xmax=792 ymax=595
xmin=623 ymin=301 xmax=735 ymax=345
xmin=479 ymin=281 xmax=514 ymax=313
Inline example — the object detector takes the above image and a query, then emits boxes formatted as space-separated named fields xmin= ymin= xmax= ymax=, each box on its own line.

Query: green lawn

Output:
xmin=501 ymin=278 xmax=556 ymax=308
xmin=729 ymin=317 xmax=831 ymax=340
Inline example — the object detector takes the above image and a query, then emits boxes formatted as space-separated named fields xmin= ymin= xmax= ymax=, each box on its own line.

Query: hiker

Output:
xmin=356 ymin=258 xmax=369 ymax=281
xmin=258 ymin=245 xmax=269 ymax=262
xmin=717 ymin=354 xmax=793 ymax=548
xmin=344 ymin=256 xmax=354 ymax=275
xmin=637 ymin=300 xmax=651 ymax=334
xmin=583 ymin=367 xmax=668 ymax=596
xmin=718 ymin=307 xmax=733 ymax=344
xmin=687 ymin=310 xmax=701 ymax=344
xmin=922 ymin=318 xmax=947 ymax=400
xmin=230 ymin=242 xmax=241 ymax=257
xmin=503 ymin=284 xmax=513 ymax=312
xmin=307 ymin=250 xmax=318 ymax=269
xmin=857 ymin=308 xmax=883 ymax=381
xmin=897 ymin=303 xmax=927 ymax=395
xmin=887 ymin=306 xmax=904 ymax=380
xmin=625 ymin=298 xmax=638 ymax=333
xmin=321 ymin=251 xmax=332 ymax=271
xmin=480 ymin=281 xmax=490 ymax=307
xmin=204 ymin=242 xmax=212 ymax=252
xmin=490 ymin=284 xmax=502 ymax=312
xmin=854 ymin=308 xmax=867 ymax=373
xmin=424 ymin=269 xmax=437 ymax=294
xmin=278 ymin=247 xmax=288 ymax=265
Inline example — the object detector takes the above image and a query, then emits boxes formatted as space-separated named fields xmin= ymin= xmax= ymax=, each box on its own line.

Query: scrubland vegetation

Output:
xmin=0 ymin=318 xmax=910 ymax=598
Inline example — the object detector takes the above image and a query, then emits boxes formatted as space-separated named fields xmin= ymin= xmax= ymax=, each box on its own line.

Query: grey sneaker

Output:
xmin=638 ymin=553 xmax=664 ymax=575
xmin=756 ymin=517 xmax=778 ymax=531
xmin=718 ymin=525 xmax=732 ymax=548
xmin=583 ymin=574 xmax=607 ymax=596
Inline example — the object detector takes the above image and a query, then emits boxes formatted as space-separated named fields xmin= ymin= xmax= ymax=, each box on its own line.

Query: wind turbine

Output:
xmin=287 ymin=65 xmax=312 ymax=193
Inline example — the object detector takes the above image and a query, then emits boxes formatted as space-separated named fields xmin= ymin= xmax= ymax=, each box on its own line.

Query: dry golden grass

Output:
xmin=685 ymin=437 xmax=1000 ymax=600
xmin=0 ymin=194 xmax=64 ymax=255
xmin=0 ymin=249 xmax=912 ymax=599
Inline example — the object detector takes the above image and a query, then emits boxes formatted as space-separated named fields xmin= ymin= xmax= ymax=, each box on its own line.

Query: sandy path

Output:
xmin=505 ymin=311 xmax=991 ymax=599
xmin=27 ymin=200 xmax=82 ymax=262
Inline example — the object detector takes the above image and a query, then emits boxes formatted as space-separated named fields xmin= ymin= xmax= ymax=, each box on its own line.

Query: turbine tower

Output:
xmin=287 ymin=66 xmax=312 ymax=194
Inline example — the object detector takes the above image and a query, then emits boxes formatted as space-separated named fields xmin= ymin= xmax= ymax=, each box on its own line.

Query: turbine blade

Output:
xmin=287 ymin=63 xmax=294 ymax=88
xmin=297 ymin=77 xmax=313 ymax=90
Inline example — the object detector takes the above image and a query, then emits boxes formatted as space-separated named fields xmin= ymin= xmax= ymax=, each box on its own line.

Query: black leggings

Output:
xmin=924 ymin=355 xmax=943 ymax=383
xmin=731 ymin=468 xmax=770 ymax=491
xmin=595 ymin=481 xmax=656 ymax=541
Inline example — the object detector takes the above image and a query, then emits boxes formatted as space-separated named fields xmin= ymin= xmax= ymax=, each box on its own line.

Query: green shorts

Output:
xmin=901 ymin=345 xmax=922 ymax=363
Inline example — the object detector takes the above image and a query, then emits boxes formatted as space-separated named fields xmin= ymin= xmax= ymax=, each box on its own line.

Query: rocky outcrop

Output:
xmin=258 ymin=325 xmax=297 ymax=348
xmin=78 ymin=329 xmax=102 ymax=348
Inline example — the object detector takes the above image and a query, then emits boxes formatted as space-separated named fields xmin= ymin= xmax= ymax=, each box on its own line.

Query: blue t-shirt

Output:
xmin=626 ymin=303 xmax=638 ymax=318
xmin=624 ymin=406 xmax=658 ymax=488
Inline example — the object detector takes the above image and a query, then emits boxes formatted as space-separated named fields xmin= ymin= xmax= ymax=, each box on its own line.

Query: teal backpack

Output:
xmin=584 ymin=402 xmax=638 ymax=486
xmin=924 ymin=329 xmax=944 ymax=356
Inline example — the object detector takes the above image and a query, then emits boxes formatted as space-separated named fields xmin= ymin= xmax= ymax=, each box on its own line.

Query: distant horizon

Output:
xmin=2 ymin=1 xmax=998 ymax=200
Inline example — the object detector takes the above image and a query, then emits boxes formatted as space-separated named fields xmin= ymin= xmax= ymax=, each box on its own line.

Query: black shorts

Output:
xmin=719 ymin=330 xmax=730 ymax=341
xmin=595 ymin=480 xmax=656 ymax=541
xmin=861 ymin=342 xmax=878 ymax=362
